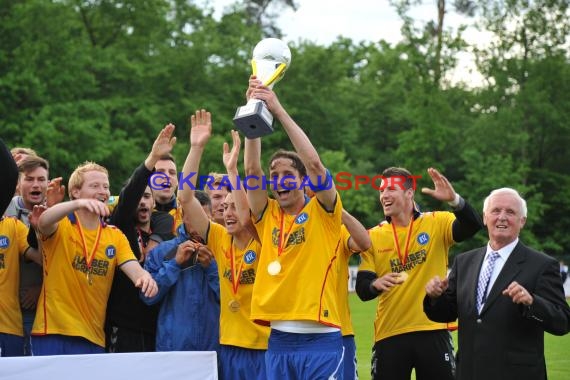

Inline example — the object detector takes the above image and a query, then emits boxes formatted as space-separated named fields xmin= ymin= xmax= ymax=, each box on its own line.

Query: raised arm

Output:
xmin=37 ymin=199 xmax=109 ymax=236
xmin=177 ymin=109 xmax=212 ymax=240
xmin=112 ymin=124 xmax=176 ymax=228
xmin=342 ymin=209 xmax=371 ymax=252
xmin=251 ymin=85 xmax=336 ymax=210
xmin=243 ymin=77 xmax=269 ymax=219
xmin=224 ymin=130 xmax=258 ymax=240
xmin=421 ymin=167 xmax=483 ymax=242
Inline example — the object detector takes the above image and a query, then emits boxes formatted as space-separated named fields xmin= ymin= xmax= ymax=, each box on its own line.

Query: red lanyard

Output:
xmin=74 ymin=212 xmax=102 ymax=276
xmin=391 ymin=215 xmax=414 ymax=266
xmin=228 ymin=237 xmax=250 ymax=295
xmin=277 ymin=208 xmax=304 ymax=257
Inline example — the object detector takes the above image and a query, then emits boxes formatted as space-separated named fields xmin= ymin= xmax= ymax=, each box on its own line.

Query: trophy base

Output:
xmin=233 ymin=100 xmax=274 ymax=139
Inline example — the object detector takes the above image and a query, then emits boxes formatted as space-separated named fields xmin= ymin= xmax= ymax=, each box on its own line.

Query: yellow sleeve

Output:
xmin=15 ymin=218 xmax=30 ymax=255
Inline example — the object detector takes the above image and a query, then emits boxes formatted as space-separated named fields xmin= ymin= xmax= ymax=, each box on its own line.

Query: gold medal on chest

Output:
xmin=267 ymin=260 xmax=281 ymax=276
xmin=228 ymin=299 xmax=240 ymax=312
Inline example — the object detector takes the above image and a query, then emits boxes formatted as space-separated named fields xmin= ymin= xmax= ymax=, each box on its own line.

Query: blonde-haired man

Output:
xmin=31 ymin=161 xmax=158 ymax=355
xmin=204 ymin=172 xmax=229 ymax=225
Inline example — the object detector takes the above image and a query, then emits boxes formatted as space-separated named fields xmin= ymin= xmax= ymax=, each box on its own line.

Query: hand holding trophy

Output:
xmin=233 ymin=38 xmax=291 ymax=139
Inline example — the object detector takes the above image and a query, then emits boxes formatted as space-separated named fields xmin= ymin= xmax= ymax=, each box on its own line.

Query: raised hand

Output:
xmin=250 ymin=85 xmax=285 ymax=116
xmin=151 ymin=123 xmax=177 ymax=159
xmin=46 ymin=177 xmax=65 ymax=207
xmin=190 ymin=109 xmax=212 ymax=148
xmin=30 ymin=204 xmax=48 ymax=230
xmin=223 ymin=130 xmax=241 ymax=173
xmin=78 ymin=199 xmax=110 ymax=217
xmin=246 ymin=75 xmax=263 ymax=101
xmin=421 ymin=167 xmax=456 ymax=203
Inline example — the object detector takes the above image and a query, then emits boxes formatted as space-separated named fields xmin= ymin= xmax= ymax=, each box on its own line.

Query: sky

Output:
xmin=208 ymin=0 xmax=490 ymax=86
xmin=208 ymin=0 xmax=484 ymax=45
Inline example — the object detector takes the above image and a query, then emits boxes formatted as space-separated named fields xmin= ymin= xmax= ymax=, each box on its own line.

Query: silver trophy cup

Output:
xmin=233 ymin=38 xmax=291 ymax=139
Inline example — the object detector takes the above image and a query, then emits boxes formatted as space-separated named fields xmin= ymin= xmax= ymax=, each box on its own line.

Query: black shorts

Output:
xmin=105 ymin=325 xmax=155 ymax=353
xmin=371 ymin=329 xmax=455 ymax=380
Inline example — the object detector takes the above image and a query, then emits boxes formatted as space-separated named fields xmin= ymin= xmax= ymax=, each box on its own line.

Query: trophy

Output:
xmin=233 ymin=38 xmax=292 ymax=139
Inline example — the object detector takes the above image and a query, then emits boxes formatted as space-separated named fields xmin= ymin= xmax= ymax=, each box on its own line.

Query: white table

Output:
xmin=0 ymin=351 xmax=218 ymax=380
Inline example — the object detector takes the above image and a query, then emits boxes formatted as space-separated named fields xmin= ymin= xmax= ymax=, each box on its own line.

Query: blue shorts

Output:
xmin=31 ymin=334 xmax=105 ymax=356
xmin=219 ymin=344 xmax=266 ymax=380
xmin=0 ymin=333 xmax=24 ymax=357
xmin=343 ymin=335 xmax=358 ymax=380
xmin=266 ymin=329 xmax=344 ymax=380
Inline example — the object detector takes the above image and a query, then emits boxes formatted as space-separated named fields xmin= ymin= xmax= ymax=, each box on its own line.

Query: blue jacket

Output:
xmin=142 ymin=224 xmax=220 ymax=352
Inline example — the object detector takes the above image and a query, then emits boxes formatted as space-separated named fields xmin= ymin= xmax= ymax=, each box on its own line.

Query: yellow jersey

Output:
xmin=207 ymin=222 xmax=269 ymax=349
xmin=32 ymin=214 xmax=136 ymax=347
xmin=360 ymin=211 xmax=456 ymax=342
xmin=251 ymin=195 xmax=343 ymax=327
xmin=0 ymin=217 xmax=30 ymax=336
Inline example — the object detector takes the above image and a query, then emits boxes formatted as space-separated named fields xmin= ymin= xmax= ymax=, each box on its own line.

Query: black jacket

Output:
xmin=424 ymin=242 xmax=570 ymax=380
xmin=105 ymin=163 xmax=173 ymax=337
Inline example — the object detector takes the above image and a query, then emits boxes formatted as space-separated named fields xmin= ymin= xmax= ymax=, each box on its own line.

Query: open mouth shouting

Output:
xmin=28 ymin=190 xmax=43 ymax=203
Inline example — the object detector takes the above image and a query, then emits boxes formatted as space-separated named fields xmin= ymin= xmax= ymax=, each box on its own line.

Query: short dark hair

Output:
xmin=157 ymin=153 xmax=176 ymax=163
xmin=18 ymin=155 xmax=49 ymax=174
xmin=381 ymin=167 xmax=415 ymax=190
xmin=195 ymin=190 xmax=212 ymax=213
xmin=269 ymin=150 xmax=307 ymax=178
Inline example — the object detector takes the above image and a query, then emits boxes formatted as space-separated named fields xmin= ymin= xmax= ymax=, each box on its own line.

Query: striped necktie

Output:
xmin=476 ymin=251 xmax=500 ymax=313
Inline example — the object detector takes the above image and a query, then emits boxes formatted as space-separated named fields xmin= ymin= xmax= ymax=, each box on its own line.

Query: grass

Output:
xmin=349 ymin=293 xmax=570 ymax=380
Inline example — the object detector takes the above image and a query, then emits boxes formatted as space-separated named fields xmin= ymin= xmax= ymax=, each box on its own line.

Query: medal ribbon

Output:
xmin=391 ymin=215 xmax=415 ymax=266
xmin=277 ymin=208 xmax=304 ymax=258
xmin=229 ymin=237 xmax=246 ymax=296
xmin=74 ymin=212 xmax=103 ymax=279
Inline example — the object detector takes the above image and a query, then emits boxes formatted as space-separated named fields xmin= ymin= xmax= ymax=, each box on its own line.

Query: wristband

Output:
xmin=448 ymin=193 xmax=461 ymax=208
xmin=308 ymin=169 xmax=333 ymax=193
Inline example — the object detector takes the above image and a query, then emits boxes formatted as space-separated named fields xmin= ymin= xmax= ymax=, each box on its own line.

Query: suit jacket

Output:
xmin=424 ymin=241 xmax=570 ymax=380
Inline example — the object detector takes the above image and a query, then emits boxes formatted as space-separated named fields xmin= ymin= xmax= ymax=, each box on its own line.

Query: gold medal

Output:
xmin=395 ymin=271 xmax=409 ymax=284
xmin=228 ymin=299 xmax=240 ymax=312
xmin=74 ymin=211 xmax=102 ymax=288
xmin=267 ymin=260 xmax=281 ymax=276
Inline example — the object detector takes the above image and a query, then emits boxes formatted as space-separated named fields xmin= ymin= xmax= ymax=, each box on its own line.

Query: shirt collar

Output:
xmin=486 ymin=238 xmax=519 ymax=261
xmin=385 ymin=207 xmax=421 ymax=225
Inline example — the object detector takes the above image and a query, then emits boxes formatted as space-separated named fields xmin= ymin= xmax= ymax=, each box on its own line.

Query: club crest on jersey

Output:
xmin=295 ymin=212 xmax=309 ymax=225
xmin=244 ymin=250 xmax=257 ymax=264
xmin=0 ymin=236 xmax=9 ymax=248
xmin=105 ymin=245 xmax=116 ymax=259
xmin=417 ymin=232 xmax=429 ymax=245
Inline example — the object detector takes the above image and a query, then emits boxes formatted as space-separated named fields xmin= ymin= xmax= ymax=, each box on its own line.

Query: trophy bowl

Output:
xmin=233 ymin=38 xmax=292 ymax=139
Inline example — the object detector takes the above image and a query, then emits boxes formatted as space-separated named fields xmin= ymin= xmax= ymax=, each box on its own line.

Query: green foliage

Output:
xmin=1 ymin=0 xmax=569 ymax=256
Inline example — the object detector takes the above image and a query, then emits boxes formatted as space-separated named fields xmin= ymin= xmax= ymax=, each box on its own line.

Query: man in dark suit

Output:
xmin=423 ymin=187 xmax=570 ymax=380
